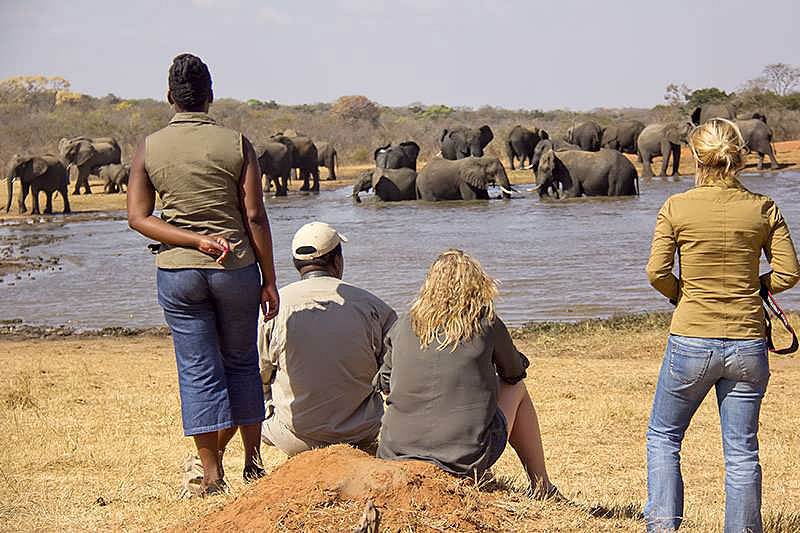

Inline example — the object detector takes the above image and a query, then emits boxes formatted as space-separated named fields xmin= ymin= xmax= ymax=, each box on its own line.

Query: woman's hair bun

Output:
xmin=168 ymin=53 xmax=212 ymax=111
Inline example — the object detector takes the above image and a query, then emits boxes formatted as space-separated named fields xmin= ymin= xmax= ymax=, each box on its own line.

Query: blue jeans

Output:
xmin=157 ymin=263 xmax=265 ymax=436
xmin=645 ymin=335 xmax=770 ymax=533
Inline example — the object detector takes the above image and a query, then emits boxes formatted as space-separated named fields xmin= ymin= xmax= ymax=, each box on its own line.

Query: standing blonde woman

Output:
xmin=375 ymin=250 xmax=558 ymax=498
xmin=645 ymin=119 xmax=799 ymax=532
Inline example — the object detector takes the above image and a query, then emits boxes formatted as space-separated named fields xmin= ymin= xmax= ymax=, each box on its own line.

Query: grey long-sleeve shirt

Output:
xmin=375 ymin=314 xmax=529 ymax=476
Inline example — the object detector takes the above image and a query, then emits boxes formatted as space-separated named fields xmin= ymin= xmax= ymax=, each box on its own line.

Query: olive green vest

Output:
xmin=145 ymin=112 xmax=255 ymax=269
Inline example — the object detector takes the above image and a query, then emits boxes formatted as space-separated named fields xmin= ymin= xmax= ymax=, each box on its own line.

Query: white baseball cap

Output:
xmin=292 ymin=222 xmax=348 ymax=260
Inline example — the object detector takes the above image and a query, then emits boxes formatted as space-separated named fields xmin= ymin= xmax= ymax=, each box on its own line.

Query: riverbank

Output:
xmin=1 ymin=141 xmax=798 ymax=223
xmin=2 ymin=313 xmax=799 ymax=531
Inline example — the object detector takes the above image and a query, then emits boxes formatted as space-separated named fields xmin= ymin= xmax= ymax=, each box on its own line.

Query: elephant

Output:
xmin=352 ymin=167 xmax=417 ymax=202
xmin=270 ymin=133 xmax=320 ymax=192
xmin=601 ymin=120 xmax=645 ymax=156
xmin=505 ymin=125 xmax=547 ymax=170
xmin=5 ymin=154 xmax=70 ymax=214
xmin=691 ymin=104 xmax=735 ymax=126
xmin=416 ymin=157 xmax=515 ymax=201
xmin=564 ymin=121 xmax=602 ymax=151
xmin=530 ymin=138 xmax=580 ymax=173
xmin=637 ymin=122 xmax=693 ymax=178
xmin=534 ymin=148 xmax=638 ymax=198
xmin=736 ymin=117 xmax=779 ymax=170
xmin=258 ymin=142 xmax=293 ymax=196
xmin=439 ymin=125 xmax=494 ymax=159
xmin=316 ymin=141 xmax=338 ymax=180
xmin=58 ymin=136 xmax=121 ymax=195
xmin=91 ymin=163 xmax=130 ymax=193
xmin=374 ymin=141 xmax=421 ymax=170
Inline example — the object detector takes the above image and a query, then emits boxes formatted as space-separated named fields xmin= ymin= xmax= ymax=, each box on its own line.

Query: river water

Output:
xmin=2 ymin=171 xmax=800 ymax=329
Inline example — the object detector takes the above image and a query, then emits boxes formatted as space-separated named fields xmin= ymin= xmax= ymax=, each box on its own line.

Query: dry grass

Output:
xmin=1 ymin=314 xmax=799 ymax=531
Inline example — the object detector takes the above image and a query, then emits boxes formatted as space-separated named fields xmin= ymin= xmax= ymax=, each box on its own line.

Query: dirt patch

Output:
xmin=177 ymin=445 xmax=530 ymax=532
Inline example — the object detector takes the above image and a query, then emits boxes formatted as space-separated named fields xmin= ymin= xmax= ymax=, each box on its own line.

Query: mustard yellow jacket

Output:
xmin=646 ymin=183 xmax=800 ymax=339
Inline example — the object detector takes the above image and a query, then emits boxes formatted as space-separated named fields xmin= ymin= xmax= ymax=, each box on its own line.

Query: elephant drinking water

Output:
xmin=416 ymin=157 xmax=515 ymax=201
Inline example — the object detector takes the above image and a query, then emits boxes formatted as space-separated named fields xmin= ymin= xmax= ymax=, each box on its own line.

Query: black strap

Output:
xmin=760 ymin=284 xmax=798 ymax=356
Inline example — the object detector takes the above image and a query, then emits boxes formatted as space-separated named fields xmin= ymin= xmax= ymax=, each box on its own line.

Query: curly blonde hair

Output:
xmin=410 ymin=249 xmax=498 ymax=351
xmin=689 ymin=118 xmax=747 ymax=187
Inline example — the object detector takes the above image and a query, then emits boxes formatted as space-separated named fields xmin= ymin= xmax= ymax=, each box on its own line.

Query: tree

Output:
xmin=330 ymin=95 xmax=380 ymax=124
xmin=688 ymin=87 xmax=729 ymax=108
xmin=761 ymin=63 xmax=800 ymax=96
xmin=664 ymin=83 xmax=691 ymax=106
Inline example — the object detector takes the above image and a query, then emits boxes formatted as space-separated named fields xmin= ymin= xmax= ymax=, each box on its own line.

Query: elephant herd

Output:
xmin=2 ymin=103 xmax=781 ymax=213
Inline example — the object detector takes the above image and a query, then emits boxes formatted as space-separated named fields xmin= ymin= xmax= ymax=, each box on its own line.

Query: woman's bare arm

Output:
xmin=239 ymin=136 xmax=279 ymax=320
xmin=127 ymin=141 xmax=228 ymax=260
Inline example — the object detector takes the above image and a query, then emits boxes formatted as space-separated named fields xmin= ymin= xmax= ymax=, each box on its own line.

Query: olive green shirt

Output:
xmin=646 ymin=183 xmax=800 ymax=339
xmin=145 ymin=112 xmax=255 ymax=269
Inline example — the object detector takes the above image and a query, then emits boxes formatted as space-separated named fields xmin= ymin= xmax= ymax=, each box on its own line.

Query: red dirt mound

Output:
xmin=177 ymin=445 xmax=526 ymax=532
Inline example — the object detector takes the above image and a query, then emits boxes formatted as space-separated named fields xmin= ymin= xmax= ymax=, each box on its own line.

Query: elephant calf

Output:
xmin=92 ymin=163 xmax=130 ymax=193
xmin=417 ymin=157 xmax=515 ymax=201
xmin=352 ymin=168 xmax=417 ymax=203
xmin=534 ymin=148 xmax=638 ymax=198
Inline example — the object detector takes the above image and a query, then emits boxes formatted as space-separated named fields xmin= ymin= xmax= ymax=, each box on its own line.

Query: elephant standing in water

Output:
xmin=505 ymin=125 xmax=547 ymax=170
xmin=58 ymin=136 xmax=121 ymax=194
xmin=737 ymin=115 xmax=779 ymax=170
xmin=534 ymin=148 xmax=638 ymax=198
xmin=270 ymin=133 xmax=319 ymax=192
xmin=637 ymin=122 xmax=693 ymax=178
xmin=375 ymin=141 xmax=420 ymax=170
xmin=5 ymin=154 xmax=70 ymax=214
xmin=258 ymin=142 xmax=293 ymax=196
xmin=316 ymin=141 xmax=338 ymax=180
xmin=439 ymin=125 xmax=494 ymax=159
xmin=564 ymin=121 xmax=602 ymax=151
xmin=601 ymin=120 xmax=645 ymax=156
xmin=91 ymin=163 xmax=130 ymax=193
xmin=530 ymin=138 xmax=580 ymax=172
xmin=691 ymin=104 xmax=735 ymax=125
xmin=352 ymin=168 xmax=417 ymax=202
xmin=416 ymin=157 xmax=514 ymax=201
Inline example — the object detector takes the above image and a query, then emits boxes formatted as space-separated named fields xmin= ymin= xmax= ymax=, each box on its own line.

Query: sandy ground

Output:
xmin=1 ymin=141 xmax=798 ymax=224
xmin=2 ymin=315 xmax=799 ymax=531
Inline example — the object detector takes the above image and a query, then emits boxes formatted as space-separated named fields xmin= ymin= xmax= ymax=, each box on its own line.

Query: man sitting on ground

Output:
xmin=258 ymin=221 xmax=396 ymax=455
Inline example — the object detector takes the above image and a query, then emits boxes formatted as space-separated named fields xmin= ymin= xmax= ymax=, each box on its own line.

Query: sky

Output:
xmin=0 ymin=0 xmax=797 ymax=111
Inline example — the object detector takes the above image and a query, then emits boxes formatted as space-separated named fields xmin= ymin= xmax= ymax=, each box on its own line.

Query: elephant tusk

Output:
xmin=523 ymin=164 xmax=534 ymax=170
xmin=435 ymin=151 xmax=442 ymax=157
xmin=499 ymin=186 xmax=516 ymax=196
xmin=530 ymin=183 xmax=541 ymax=190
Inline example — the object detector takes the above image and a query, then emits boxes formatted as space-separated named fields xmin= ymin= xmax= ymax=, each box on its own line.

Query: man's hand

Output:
xmin=197 ymin=236 xmax=230 ymax=264
xmin=261 ymin=283 xmax=280 ymax=321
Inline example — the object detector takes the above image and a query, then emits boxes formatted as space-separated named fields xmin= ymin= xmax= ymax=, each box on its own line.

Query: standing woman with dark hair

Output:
xmin=128 ymin=54 xmax=279 ymax=495
xmin=644 ymin=119 xmax=799 ymax=532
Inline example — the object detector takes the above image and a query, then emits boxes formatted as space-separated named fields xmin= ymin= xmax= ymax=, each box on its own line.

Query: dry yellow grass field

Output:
xmin=1 ymin=142 xmax=798 ymax=222
xmin=2 ymin=314 xmax=799 ymax=532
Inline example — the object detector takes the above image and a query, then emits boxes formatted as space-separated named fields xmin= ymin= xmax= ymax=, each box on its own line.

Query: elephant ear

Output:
xmin=74 ymin=142 xmax=96 ymax=166
xmin=374 ymin=143 xmax=390 ymax=161
xmin=462 ymin=160 xmax=489 ymax=189
xmin=540 ymin=129 xmax=549 ymax=140
xmin=690 ymin=107 xmax=702 ymax=126
xmin=30 ymin=157 xmax=49 ymax=177
xmin=478 ymin=125 xmax=493 ymax=147
xmin=439 ymin=129 xmax=450 ymax=144
xmin=400 ymin=141 xmax=420 ymax=159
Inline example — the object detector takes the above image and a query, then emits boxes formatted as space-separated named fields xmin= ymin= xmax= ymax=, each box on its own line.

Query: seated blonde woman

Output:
xmin=374 ymin=249 xmax=558 ymax=498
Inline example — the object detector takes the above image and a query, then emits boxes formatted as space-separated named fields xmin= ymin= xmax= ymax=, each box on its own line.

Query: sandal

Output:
xmin=179 ymin=454 xmax=229 ymax=499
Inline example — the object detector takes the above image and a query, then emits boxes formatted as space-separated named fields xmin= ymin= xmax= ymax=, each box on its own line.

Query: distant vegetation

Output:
xmin=1 ymin=64 xmax=799 ymax=169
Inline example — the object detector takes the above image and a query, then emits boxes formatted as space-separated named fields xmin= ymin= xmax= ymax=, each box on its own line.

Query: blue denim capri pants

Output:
xmin=157 ymin=263 xmax=265 ymax=436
